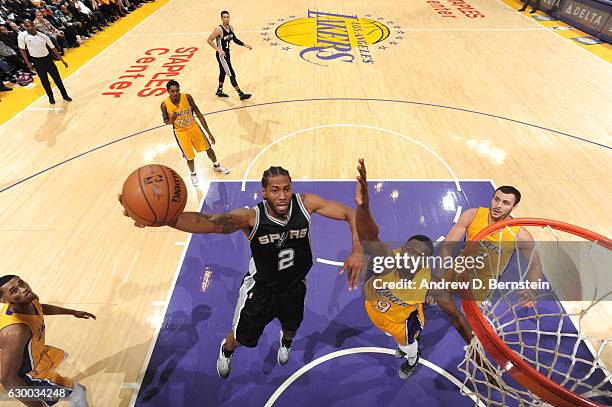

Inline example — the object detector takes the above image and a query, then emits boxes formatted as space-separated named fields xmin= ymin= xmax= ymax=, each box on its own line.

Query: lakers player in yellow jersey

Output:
xmin=160 ymin=80 xmax=230 ymax=187
xmin=0 ymin=275 xmax=95 ymax=407
xmin=355 ymin=159 xmax=472 ymax=379
xmin=440 ymin=186 xmax=542 ymax=305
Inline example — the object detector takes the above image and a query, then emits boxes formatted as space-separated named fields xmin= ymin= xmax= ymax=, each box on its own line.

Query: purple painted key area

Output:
xmin=134 ymin=181 xmax=609 ymax=407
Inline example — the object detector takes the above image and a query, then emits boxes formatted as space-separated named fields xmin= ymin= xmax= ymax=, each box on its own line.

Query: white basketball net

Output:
xmin=458 ymin=223 xmax=611 ymax=406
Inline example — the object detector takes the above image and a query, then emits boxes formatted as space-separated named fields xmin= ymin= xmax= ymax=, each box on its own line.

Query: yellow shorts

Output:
xmin=365 ymin=301 xmax=424 ymax=346
xmin=174 ymin=126 xmax=211 ymax=160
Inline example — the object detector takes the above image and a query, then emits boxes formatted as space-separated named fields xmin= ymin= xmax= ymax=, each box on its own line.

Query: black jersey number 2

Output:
xmin=278 ymin=249 xmax=295 ymax=271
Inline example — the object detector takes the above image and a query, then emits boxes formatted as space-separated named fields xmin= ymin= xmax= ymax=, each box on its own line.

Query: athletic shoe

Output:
xmin=190 ymin=173 xmax=198 ymax=186
xmin=214 ymin=165 xmax=230 ymax=174
xmin=216 ymin=89 xmax=229 ymax=97
xmin=49 ymin=97 xmax=56 ymax=104
xmin=277 ymin=330 xmax=291 ymax=366
xmin=399 ymin=350 xmax=420 ymax=379
xmin=394 ymin=347 xmax=406 ymax=358
xmin=239 ymin=93 xmax=252 ymax=100
xmin=530 ymin=9 xmax=537 ymax=13
xmin=216 ymin=339 xmax=232 ymax=379
xmin=63 ymin=96 xmax=73 ymax=102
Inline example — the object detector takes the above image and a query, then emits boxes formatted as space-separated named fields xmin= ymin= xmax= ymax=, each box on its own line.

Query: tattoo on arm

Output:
xmin=199 ymin=208 xmax=252 ymax=234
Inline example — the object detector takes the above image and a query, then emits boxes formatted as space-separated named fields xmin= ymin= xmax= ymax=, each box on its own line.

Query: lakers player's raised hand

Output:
xmin=355 ymin=158 xmax=369 ymax=207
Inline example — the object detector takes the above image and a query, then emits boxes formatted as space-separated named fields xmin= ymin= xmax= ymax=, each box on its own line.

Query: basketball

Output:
xmin=121 ymin=164 xmax=187 ymax=226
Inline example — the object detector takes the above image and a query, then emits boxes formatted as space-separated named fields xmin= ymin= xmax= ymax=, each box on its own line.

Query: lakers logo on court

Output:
xmin=264 ymin=10 xmax=404 ymax=66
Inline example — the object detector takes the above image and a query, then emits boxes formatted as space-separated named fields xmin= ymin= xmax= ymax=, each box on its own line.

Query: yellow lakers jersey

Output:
xmin=466 ymin=207 xmax=520 ymax=279
xmin=164 ymin=93 xmax=197 ymax=132
xmin=0 ymin=299 xmax=66 ymax=378
xmin=365 ymin=266 xmax=430 ymax=324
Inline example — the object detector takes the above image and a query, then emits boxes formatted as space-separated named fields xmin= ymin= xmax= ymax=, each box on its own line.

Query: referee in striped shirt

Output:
xmin=18 ymin=19 xmax=72 ymax=104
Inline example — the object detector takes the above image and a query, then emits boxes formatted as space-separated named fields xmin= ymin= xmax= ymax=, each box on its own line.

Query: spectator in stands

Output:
xmin=68 ymin=0 xmax=106 ymax=32
xmin=519 ymin=0 xmax=540 ymax=14
xmin=97 ymin=0 xmax=125 ymax=21
xmin=1 ymin=37 xmax=33 ymax=73
xmin=0 ymin=24 xmax=21 ymax=53
xmin=6 ymin=20 xmax=24 ymax=35
xmin=58 ymin=4 xmax=91 ymax=42
xmin=33 ymin=9 xmax=65 ymax=51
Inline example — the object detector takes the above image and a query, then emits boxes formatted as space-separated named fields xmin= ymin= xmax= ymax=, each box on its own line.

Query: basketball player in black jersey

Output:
xmin=119 ymin=167 xmax=364 ymax=379
xmin=207 ymin=10 xmax=252 ymax=100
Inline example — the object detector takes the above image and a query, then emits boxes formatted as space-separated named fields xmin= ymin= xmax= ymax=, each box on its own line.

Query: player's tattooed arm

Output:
xmin=170 ymin=208 xmax=256 ymax=234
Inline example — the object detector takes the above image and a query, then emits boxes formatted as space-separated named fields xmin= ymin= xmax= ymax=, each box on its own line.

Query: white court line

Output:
xmin=128 ymin=180 xmax=211 ymax=407
xmin=240 ymin=124 xmax=462 ymax=193
xmin=316 ymin=258 xmax=344 ymax=267
xmin=496 ymin=0 xmax=610 ymax=64
xmin=453 ymin=206 xmax=463 ymax=223
xmin=126 ymin=28 xmax=548 ymax=36
xmin=391 ymin=27 xmax=547 ymax=31
xmin=128 ymin=30 xmax=266 ymax=36
xmin=174 ymin=241 xmax=187 ymax=246
xmin=0 ymin=0 xmax=171 ymax=134
xmin=263 ymin=347 xmax=485 ymax=407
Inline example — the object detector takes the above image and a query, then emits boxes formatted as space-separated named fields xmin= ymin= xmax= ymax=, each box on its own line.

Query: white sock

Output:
xmin=191 ymin=171 xmax=196 ymax=175
xmin=213 ymin=161 xmax=219 ymax=167
xmin=399 ymin=340 xmax=418 ymax=365
xmin=69 ymin=383 xmax=89 ymax=407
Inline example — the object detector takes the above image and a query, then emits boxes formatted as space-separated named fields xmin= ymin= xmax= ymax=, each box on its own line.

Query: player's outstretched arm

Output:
xmin=301 ymin=189 xmax=364 ymax=290
xmin=41 ymin=304 xmax=96 ymax=319
xmin=169 ymin=208 xmax=255 ymax=235
xmin=354 ymin=159 xmax=392 ymax=257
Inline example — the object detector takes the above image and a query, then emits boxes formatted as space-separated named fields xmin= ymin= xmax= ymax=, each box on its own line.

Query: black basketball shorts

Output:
xmin=231 ymin=278 xmax=307 ymax=348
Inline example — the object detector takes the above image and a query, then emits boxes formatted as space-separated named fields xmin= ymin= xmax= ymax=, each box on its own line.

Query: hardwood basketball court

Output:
xmin=0 ymin=0 xmax=610 ymax=405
